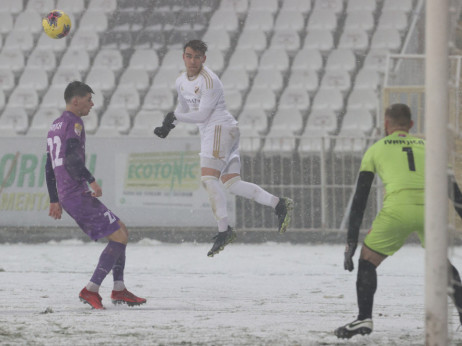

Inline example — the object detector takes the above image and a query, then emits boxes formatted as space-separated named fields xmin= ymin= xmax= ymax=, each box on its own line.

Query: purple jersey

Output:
xmin=46 ymin=111 xmax=88 ymax=200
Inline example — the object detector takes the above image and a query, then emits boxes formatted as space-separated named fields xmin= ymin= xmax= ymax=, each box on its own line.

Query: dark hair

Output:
xmin=385 ymin=103 xmax=412 ymax=127
xmin=64 ymin=81 xmax=94 ymax=104
xmin=183 ymin=39 xmax=208 ymax=54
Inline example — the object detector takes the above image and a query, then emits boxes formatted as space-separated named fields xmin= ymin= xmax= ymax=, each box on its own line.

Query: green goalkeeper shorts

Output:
xmin=364 ymin=204 xmax=425 ymax=256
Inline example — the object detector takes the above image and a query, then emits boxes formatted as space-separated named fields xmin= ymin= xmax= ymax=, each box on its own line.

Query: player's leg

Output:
xmin=448 ymin=261 xmax=462 ymax=324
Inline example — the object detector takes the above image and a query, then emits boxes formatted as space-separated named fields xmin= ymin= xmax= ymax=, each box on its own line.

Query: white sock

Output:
xmin=113 ymin=280 xmax=126 ymax=291
xmin=86 ymin=282 xmax=100 ymax=293
xmin=224 ymin=177 xmax=279 ymax=208
xmin=201 ymin=176 xmax=229 ymax=232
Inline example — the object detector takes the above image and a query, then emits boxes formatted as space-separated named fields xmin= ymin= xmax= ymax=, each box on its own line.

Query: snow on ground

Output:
xmin=1 ymin=240 xmax=462 ymax=345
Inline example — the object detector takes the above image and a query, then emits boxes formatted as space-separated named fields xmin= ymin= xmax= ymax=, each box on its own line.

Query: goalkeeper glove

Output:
xmin=154 ymin=112 xmax=176 ymax=138
xmin=343 ymin=242 xmax=357 ymax=272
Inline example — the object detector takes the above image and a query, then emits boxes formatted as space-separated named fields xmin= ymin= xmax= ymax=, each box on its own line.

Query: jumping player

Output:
xmin=154 ymin=40 xmax=294 ymax=257
xmin=335 ymin=103 xmax=462 ymax=338
xmin=45 ymin=81 xmax=146 ymax=309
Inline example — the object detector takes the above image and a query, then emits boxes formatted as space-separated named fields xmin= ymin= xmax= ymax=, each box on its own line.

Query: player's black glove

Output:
xmin=154 ymin=112 xmax=176 ymax=138
xmin=344 ymin=242 xmax=357 ymax=272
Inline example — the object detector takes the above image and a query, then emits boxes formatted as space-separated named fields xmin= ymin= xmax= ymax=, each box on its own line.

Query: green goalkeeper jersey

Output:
xmin=360 ymin=130 xmax=425 ymax=206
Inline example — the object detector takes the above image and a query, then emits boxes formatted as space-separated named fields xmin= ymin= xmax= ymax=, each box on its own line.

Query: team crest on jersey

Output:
xmin=194 ymin=86 xmax=200 ymax=94
xmin=74 ymin=123 xmax=82 ymax=136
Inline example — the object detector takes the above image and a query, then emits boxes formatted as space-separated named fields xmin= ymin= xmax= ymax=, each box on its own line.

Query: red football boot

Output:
xmin=79 ymin=288 xmax=104 ymax=309
xmin=111 ymin=289 xmax=147 ymax=307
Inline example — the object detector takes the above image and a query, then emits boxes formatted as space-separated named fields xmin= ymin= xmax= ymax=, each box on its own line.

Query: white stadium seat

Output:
xmin=270 ymin=29 xmax=301 ymax=54
xmin=378 ymin=10 xmax=409 ymax=32
xmin=311 ymin=89 xmax=343 ymax=113
xmin=129 ymin=49 xmax=159 ymax=74
xmin=354 ymin=69 xmax=381 ymax=91
xmin=347 ymin=89 xmax=379 ymax=114
xmin=108 ymin=86 xmax=140 ymax=116
xmin=299 ymin=110 xmax=337 ymax=153
xmin=382 ymin=0 xmax=413 ymax=14
xmin=325 ymin=49 xmax=356 ymax=73
xmin=281 ymin=0 xmax=312 ymax=14
xmin=119 ymin=68 xmax=150 ymax=92
xmin=248 ymin=0 xmax=278 ymax=14
xmin=341 ymin=109 xmax=374 ymax=134
xmin=52 ymin=67 xmax=82 ymax=88
xmin=319 ymin=70 xmax=351 ymax=94
xmin=292 ymin=49 xmax=323 ymax=72
xmin=244 ymin=88 xmax=276 ymax=112
xmin=218 ymin=0 xmax=249 ymax=18
xmin=0 ymin=12 xmax=13 ymax=35
xmin=79 ymin=10 xmax=108 ymax=33
xmin=151 ymin=67 xmax=180 ymax=91
xmin=333 ymin=129 xmax=369 ymax=154
xmin=26 ymin=0 xmax=55 ymax=15
xmin=0 ymin=68 xmax=15 ymax=93
xmin=208 ymin=9 xmax=239 ymax=34
xmin=236 ymin=28 xmax=267 ymax=54
xmin=313 ymin=0 xmax=344 ymax=16
xmin=130 ymin=110 xmax=161 ymax=137
xmin=41 ymin=86 xmax=65 ymax=111
xmin=346 ymin=0 xmax=377 ymax=13
xmin=28 ymin=107 xmax=61 ymax=137
xmin=238 ymin=107 xmax=268 ymax=151
xmin=303 ymin=30 xmax=334 ymax=55
xmin=27 ymin=48 xmax=57 ymax=72
xmin=93 ymin=49 xmax=124 ymax=73
xmin=370 ymin=28 xmax=402 ymax=52
xmin=243 ymin=10 xmax=274 ymax=32
xmin=56 ymin=0 xmax=85 ymax=16
xmin=338 ymin=29 xmax=369 ymax=53
xmin=258 ymin=48 xmax=290 ymax=73
xmin=85 ymin=67 xmax=115 ymax=95
xmin=96 ymin=108 xmax=131 ymax=136
xmin=161 ymin=48 xmax=185 ymax=70
xmin=87 ymin=0 xmax=117 ymax=14
xmin=252 ymin=69 xmax=284 ymax=93
xmin=8 ymin=86 xmax=38 ymax=115
xmin=0 ymin=107 xmax=28 ymax=136
xmin=0 ymin=0 xmax=23 ymax=15
xmin=363 ymin=49 xmax=389 ymax=72
xmin=274 ymin=10 xmax=305 ymax=32
xmin=344 ymin=11 xmax=375 ymax=32
xmin=13 ymin=11 xmax=43 ymax=35
xmin=59 ymin=49 xmax=90 ymax=74
xmin=263 ymin=108 xmax=304 ymax=152
xmin=221 ymin=68 xmax=250 ymax=93
xmin=279 ymin=87 xmax=310 ymax=112
xmin=82 ymin=109 xmax=99 ymax=135
xmin=205 ymin=50 xmax=224 ymax=74
xmin=224 ymin=88 xmax=242 ymax=114
xmin=287 ymin=70 xmax=319 ymax=94
xmin=227 ymin=49 xmax=259 ymax=74
xmin=18 ymin=67 xmax=48 ymax=93
xmin=142 ymin=87 xmax=174 ymax=112
xmin=307 ymin=8 xmax=337 ymax=32
xmin=202 ymin=28 xmax=231 ymax=54
xmin=69 ymin=30 xmax=100 ymax=54
xmin=37 ymin=32 xmax=67 ymax=54
xmin=3 ymin=31 xmax=34 ymax=53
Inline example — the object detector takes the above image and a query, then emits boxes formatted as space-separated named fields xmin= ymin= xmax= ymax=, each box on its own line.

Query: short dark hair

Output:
xmin=64 ymin=81 xmax=94 ymax=104
xmin=183 ymin=39 xmax=207 ymax=55
xmin=385 ymin=103 xmax=412 ymax=127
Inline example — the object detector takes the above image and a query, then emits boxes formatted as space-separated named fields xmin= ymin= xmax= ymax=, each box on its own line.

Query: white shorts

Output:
xmin=200 ymin=125 xmax=241 ymax=175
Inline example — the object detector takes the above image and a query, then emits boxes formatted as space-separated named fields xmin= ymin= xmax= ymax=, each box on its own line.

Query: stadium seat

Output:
xmin=299 ymin=110 xmax=337 ymax=152
xmin=208 ymin=9 xmax=239 ymax=34
xmin=28 ymin=107 xmax=61 ymax=137
xmin=341 ymin=109 xmax=374 ymax=134
xmin=320 ymin=70 xmax=351 ymax=94
xmin=87 ymin=0 xmax=117 ymax=14
xmin=244 ymin=88 xmax=276 ymax=112
xmin=382 ymin=0 xmax=413 ymax=14
xmin=238 ymin=107 xmax=268 ymax=151
xmin=313 ymin=0 xmax=344 ymax=16
xmin=363 ymin=49 xmax=389 ymax=72
xmin=134 ymin=30 xmax=166 ymax=51
xmin=311 ymin=89 xmax=343 ymax=113
xmin=13 ymin=11 xmax=42 ymax=35
xmin=333 ymin=129 xmax=369 ymax=154
xmin=346 ymin=0 xmax=377 ymax=13
xmin=82 ymin=109 xmax=99 ymax=135
xmin=3 ymin=32 xmax=34 ymax=54
xmin=8 ymin=86 xmax=38 ymax=115
xmin=370 ymin=28 xmax=402 ymax=52
xmin=338 ymin=29 xmax=369 ymax=53
xmin=93 ymin=49 xmax=124 ymax=73
xmin=0 ymin=68 xmax=15 ymax=93
xmin=90 ymin=87 xmax=105 ymax=113
xmin=227 ymin=49 xmax=259 ymax=74
xmin=27 ymin=48 xmax=57 ymax=73
xmin=0 ymin=0 xmax=23 ymax=15
xmin=100 ymin=31 xmax=133 ymax=51
xmin=343 ymin=11 xmax=375 ymax=32
xmin=85 ymin=67 xmax=115 ymax=95
xmin=270 ymin=29 xmax=301 ymax=55
xmin=263 ymin=108 xmax=304 ymax=153
xmin=18 ymin=67 xmax=48 ymax=94
xmin=142 ymin=87 xmax=174 ymax=112
xmin=151 ymin=67 xmax=180 ymax=91
xmin=218 ymin=0 xmax=248 ymax=17
xmin=202 ymin=28 xmax=231 ymax=54
xmin=69 ymin=30 xmax=100 ymax=55
xmin=96 ymin=108 xmax=131 ymax=136
xmin=378 ymin=10 xmax=409 ymax=32
xmin=307 ymin=8 xmax=338 ymax=32
xmin=166 ymin=30 xmax=200 ymax=49
xmin=0 ymin=107 xmax=28 ymax=136
xmin=258 ymin=48 xmax=290 ymax=73
xmin=0 ymin=49 xmax=25 ymax=74
xmin=287 ymin=70 xmax=319 ymax=95
xmin=248 ymin=0 xmax=278 ymax=14
xmin=278 ymin=87 xmax=310 ymax=112
xmin=26 ymin=0 xmax=55 ymax=14
xmin=59 ymin=49 xmax=90 ymax=74
xmin=144 ymin=11 xmax=175 ymax=32
xmin=243 ymin=10 xmax=274 ymax=32
xmin=0 ymin=89 xmax=6 ymax=111
xmin=325 ymin=49 xmax=356 ymax=73
xmin=347 ymin=89 xmax=379 ymax=114
xmin=354 ymin=69 xmax=381 ymax=91
xmin=130 ymin=110 xmax=161 ymax=137
xmin=52 ymin=67 xmax=82 ymax=88
xmin=79 ymin=10 xmax=108 ymax=33
xmin=119 ymin=68 xmax=150 ymax=92
xmin=175 ymin=11 xmax=207 ymax=34
xmin=252 ymin=69 xmax=284 ymax=93
xmin=303 ymin=30 xmax=334 ymax=55
xmin=0 ymin=12 xmax=13 ymax=36
xmin=161 ymin=48 xmax=185 ymax=70
xmin=129 ymin=49 xmax=159 ymax=74
xmin=292 ymin=49 xmax=323 ymax=72
xmin=108 ymin=86 xmax=140 ymax=116
xmin=274 ymin=10 xmax=305 ymax=32
xmin=40 ymin=86 xmax=66 ymax=110
xmin=205 ymin=50 xmax=224 ymax=74
xmin=109 ymin=11 xmax=144 ymax=32
xmin=224 ymin=88 xmax=242 ymax=114
xmin=221 ymin=68 xmax=250 ymax=93
xmin=56 ymin=0 xmax=85 ymax=17
xmin=236 ymin=28 xmax=267 ymax=55
xmin=280 ymin=0 xmax=312 ymax=14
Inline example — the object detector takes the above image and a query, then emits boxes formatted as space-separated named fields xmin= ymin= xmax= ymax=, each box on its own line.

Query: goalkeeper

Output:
xmin=154 ymin=40 xmax=293 ymax=257
xmin=335 ymin=103 xmax=462 ymax=339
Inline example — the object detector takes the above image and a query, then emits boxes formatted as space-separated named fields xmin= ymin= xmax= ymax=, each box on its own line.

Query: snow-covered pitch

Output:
xmin=1 ymin=241 xmax=461 ymax=345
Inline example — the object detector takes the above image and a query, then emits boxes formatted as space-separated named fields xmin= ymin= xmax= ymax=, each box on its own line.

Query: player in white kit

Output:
xmin=154 ymin=40 xmax=293 ymax=257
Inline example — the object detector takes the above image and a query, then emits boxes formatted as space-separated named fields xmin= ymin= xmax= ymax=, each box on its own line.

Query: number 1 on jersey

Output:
xmin=402 ymin=147 xmax=416 ymax=171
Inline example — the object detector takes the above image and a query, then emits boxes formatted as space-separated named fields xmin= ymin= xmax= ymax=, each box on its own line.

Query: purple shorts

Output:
xmin=61 ymin=192 xmax=121 ymax=241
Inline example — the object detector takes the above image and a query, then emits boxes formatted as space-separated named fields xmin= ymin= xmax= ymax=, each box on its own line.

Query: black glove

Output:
xmin=163 ymin=111 xmax=176 ymax=127
xmin=154 ymin=124 xmax=174 ymax=138
xmin=344 ymin=242 xmax=357 ymax=272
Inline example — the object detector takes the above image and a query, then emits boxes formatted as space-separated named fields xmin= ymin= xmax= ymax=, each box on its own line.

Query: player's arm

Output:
xmin=45 ymin=152 xmax=62 ymax=219
xmin=344 ymin=171 xmax=375 ymax=272
xmin=173 ymin=88 xmax=218 ymax=124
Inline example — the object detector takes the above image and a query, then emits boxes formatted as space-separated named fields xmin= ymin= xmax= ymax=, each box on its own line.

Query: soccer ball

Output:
xmin=42 ymin=10 xmax=71 ymax=39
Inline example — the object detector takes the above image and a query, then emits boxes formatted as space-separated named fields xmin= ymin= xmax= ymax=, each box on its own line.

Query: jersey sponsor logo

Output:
xmin=49 ymin=122 xmax=63 ymax=132
xmin=74 ymin=123 xmax=82 ymax=136
xmin=194 ymin=86 xmax=200 ymax=94
xmin=384 ymin=139 xmax=424 ymax=145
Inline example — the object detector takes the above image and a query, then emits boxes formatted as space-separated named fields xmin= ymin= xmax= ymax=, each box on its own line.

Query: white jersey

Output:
xmin=174 ymin=65 xmax=237 ymax=134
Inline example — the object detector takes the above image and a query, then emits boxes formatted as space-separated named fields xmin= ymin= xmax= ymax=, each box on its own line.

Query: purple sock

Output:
xmin=90 ymin=241 xmax=126 ymax=286
xmin=112 ymin=248 xmax=126 ymax=282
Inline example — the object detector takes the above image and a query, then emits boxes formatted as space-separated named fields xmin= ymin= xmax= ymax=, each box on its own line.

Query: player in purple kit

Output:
xmin=45 ymin=81 xmax=146 ymax=309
